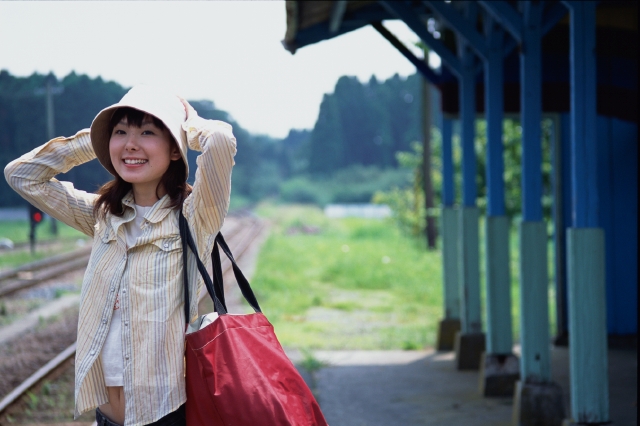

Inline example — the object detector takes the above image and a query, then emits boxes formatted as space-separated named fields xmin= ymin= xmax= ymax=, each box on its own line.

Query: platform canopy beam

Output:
xmin=379 ymin=0 xmax=462 ymax=77
xmin=371 ymin=21 xmax=441 ymax=85
xmin=477 ymin=0 xmax=523 ymax=44
xmin=329 ymin=0 xmax=348 ymax=33
xmin=425 ymin=0 xmax=488 ymax=61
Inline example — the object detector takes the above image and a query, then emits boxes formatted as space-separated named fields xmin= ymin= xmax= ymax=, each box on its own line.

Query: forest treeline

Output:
xmin=0 ymin=70 xmax=425 ymax=209
xmin=0 ymin=70 xmax=288 ymax=208
xmin=307 ymin=74 xmax=423 ymax=173
xmin=0 ymin=70 xmax=550 ymax=221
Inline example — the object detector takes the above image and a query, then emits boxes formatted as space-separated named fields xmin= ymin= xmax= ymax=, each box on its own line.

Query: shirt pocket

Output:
xmin=150 ymin=235 xmax=181 ymax=252
xmin=135 ymin=236 xmax=184 ymax=322
xmin=90 ymin=224 xmax=118 ymax=277
xmin=139 ymin=235 xmax=183 ymax=283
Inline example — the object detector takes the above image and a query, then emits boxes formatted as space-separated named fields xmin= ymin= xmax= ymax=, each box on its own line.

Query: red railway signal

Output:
xmin=32 ymin=210 xmax=43 ymax=225
xmin=28 ymin=204 xmax=44 ymax=255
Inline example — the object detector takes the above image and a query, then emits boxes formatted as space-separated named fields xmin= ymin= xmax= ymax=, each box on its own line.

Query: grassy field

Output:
xmin=0 ymin=219 xmax=87 ymax=245
xmin=250 ymin=204 xmax=558 ymax=352
xmin=0 ymin=219 xmax=89 ymax=270
xmin=251 ymin=204 xmax=444 ymax=351
xmin=0 ymin=205 xmax=557 ymax=350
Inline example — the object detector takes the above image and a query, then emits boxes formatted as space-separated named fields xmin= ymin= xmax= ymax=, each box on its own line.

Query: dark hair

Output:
xmin=93 ymin=107 xmax=192 ymax=219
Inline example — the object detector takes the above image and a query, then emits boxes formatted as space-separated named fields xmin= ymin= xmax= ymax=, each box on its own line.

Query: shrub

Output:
xmin=279 ymin=165 xmax=411 ymax=206
xmin=279 ymin=177 xmax=330 ymax=205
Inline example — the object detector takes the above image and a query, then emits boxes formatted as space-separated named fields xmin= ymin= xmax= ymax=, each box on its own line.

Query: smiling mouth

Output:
xmin=123 ymin=159 xmax=148 ymax=165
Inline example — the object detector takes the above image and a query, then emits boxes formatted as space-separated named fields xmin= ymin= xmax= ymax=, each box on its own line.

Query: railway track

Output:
xmin=0 ymin=217 xmax=265 ymax=421
xmin=0 ymin=237 xmax=84 ymax=253
xmin=0 ymin=245 xmax=93 ymax=298
xmin=0 ymin=210 xmax=256 ymax=299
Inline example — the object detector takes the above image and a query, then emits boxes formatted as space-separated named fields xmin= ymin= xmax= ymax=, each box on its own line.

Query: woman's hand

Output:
xmin=178 ymin=97 xmax=196 ymax=121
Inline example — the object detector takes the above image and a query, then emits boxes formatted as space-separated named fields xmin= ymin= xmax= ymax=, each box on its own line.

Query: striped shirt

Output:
xmin=4 ymin=114 xmax=236 ymax=425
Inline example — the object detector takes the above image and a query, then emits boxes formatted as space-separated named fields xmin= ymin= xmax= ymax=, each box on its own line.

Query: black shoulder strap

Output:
xmin=179 ymin=211 xmax=261 ymax=324
xmin=213 ymin=233 xmax=261 ymax=313
xmin=180 ymin=212 xmax=227 ymax=319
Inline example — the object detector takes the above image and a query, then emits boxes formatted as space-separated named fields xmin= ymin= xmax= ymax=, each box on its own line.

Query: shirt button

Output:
xmin=102 ymin=319 xmax=107 ymax=324
xmin=90 ymin=350 xmax=95 ymax=355
xmin=124 ymin=322 xmax=129 ymax=326
xmin=125 ymin=355 xmax=130 ymax=360
xmin=123 ymin=289 xmax=127 ymax=294
xmin=110 ymin=287 xmax=115 ymax=292
xmin=163 ymin=242 xmax=169 ymax=248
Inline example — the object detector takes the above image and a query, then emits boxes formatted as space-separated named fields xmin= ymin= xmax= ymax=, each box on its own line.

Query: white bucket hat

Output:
xmin=90 ymin=85 xmax=189 ymax=178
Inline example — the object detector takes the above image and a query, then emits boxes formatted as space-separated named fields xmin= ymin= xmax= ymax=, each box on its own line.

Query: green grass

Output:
xmin=251 ymin=204 xmax=443 ymax=351
xmin=0 ymin=219 xmax=89 ymax=270
xmin=0 ymin=219 xmax=87 ymax=245
xmin=251 ymin=204 xmax=559 ymax=352
xmin=229 ymin=193 xmax=253 ymax=212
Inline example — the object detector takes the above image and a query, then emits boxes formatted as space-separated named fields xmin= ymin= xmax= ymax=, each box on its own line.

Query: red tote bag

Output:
xmin=179 ymin=213 xmax=328 ymax=426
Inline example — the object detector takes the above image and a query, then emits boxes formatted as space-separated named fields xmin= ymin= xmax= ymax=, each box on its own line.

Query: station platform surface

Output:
xmin=227 ymin=224 xmax=636 ymax=425
xmin=292 ymin=345 xmax=637 ymax=426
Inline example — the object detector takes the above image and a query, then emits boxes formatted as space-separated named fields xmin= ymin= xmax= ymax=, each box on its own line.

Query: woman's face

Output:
xmin=109 ymin=115 xmax=181 ymax=191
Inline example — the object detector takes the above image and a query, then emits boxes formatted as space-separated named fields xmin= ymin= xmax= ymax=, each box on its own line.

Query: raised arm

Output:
xmin=181 ymin=105 xmax=237 ymax=237
xmin=4 ymin=129 xmax=99 ymax=237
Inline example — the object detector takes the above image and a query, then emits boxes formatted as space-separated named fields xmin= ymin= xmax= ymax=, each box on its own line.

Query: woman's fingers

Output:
xmin=178 ymin=96 xmax=193 ymax=120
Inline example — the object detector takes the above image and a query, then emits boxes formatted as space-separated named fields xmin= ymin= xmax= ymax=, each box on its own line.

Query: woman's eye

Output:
xmin=114 ymin=129 xmax=126 ymax=135
xmin=142 ymin=130 xmax=155 ymax=135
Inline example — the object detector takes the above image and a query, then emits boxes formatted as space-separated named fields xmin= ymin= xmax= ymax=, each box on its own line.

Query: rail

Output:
xmin=0 ymin=246 xmax=93 ymax=297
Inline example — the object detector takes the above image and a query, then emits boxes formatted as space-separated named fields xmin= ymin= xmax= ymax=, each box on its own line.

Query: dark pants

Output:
xmin=96 ymin=404 xmax=185 ymax=426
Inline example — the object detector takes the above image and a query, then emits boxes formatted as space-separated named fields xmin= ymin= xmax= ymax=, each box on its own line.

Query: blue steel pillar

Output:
xmin=512 ymin=2 xmax=565 ymax=425
xmin=454 ymin=43 xmax=485 ymax=370
xmin=518 ymin=0 xmax=548 ymax=382
xmin=564 ymin=2 xmax=609 ymax=424
xmin=478 ymin=22 xmax=519 ymax=397
xmin=437 ymin=117 xmax=461 ymax=351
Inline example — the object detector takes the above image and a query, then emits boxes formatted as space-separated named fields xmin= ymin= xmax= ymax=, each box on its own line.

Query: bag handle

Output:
xmin=180 ymin=211 xmax=261 ymax=324
xmin=212 ymin=233 xmax=262 ymax=313
xmin=180 ymin=211 xmax=227 ymax=318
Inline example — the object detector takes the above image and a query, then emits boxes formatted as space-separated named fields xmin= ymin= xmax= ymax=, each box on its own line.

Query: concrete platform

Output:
xmin=291 ymin=346 xmax=637 ymax=426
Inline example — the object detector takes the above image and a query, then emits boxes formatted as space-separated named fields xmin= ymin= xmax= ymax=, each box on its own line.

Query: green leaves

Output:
xmin=307 ymin=74 xmax=421 ymax=174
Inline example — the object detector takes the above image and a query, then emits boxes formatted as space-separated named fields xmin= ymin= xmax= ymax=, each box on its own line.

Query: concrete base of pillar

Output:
xmin=512 ymin=380 xmax=565 ymax=426
xmin=454 ymin=331 xmax=485 ymax=370
xmin=479 ymin=352 xmax=520 ymax=397
xmin=436 ymin=318 xmax=461 ymax=351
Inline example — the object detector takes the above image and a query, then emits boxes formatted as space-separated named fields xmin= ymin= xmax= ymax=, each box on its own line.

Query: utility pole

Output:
xmin=422 ymin=49 xmax=437 ymax=250
xmin=34 ymin=74 xmax=63 ymax=236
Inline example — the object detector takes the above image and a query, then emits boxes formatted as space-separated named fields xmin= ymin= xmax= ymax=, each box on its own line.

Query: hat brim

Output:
xmin=90 ymin=104 xmax=189 ymax=179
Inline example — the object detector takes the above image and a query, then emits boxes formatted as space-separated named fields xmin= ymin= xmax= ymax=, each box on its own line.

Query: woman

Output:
xmin=5 ymin=85 xmax=236 ymax=425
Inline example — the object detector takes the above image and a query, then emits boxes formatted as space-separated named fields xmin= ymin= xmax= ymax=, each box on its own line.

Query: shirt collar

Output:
xmin=121 ymin=191 xmax=135 ymax=209
xmin=144 ymin=194 xmax=176 ymax=223
xmin=111 ymin=191 xmax=175 ymax=227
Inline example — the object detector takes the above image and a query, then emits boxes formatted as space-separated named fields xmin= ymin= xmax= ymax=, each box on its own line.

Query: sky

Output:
xmin=0 ymin=1 xmax=438 ymax=138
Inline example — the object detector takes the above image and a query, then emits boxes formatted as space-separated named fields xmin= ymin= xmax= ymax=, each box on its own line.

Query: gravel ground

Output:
xmin=0 ymin=354 xmax=95 ymax=425
xmin=0 ymin=306 xmax=79 ymax=400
